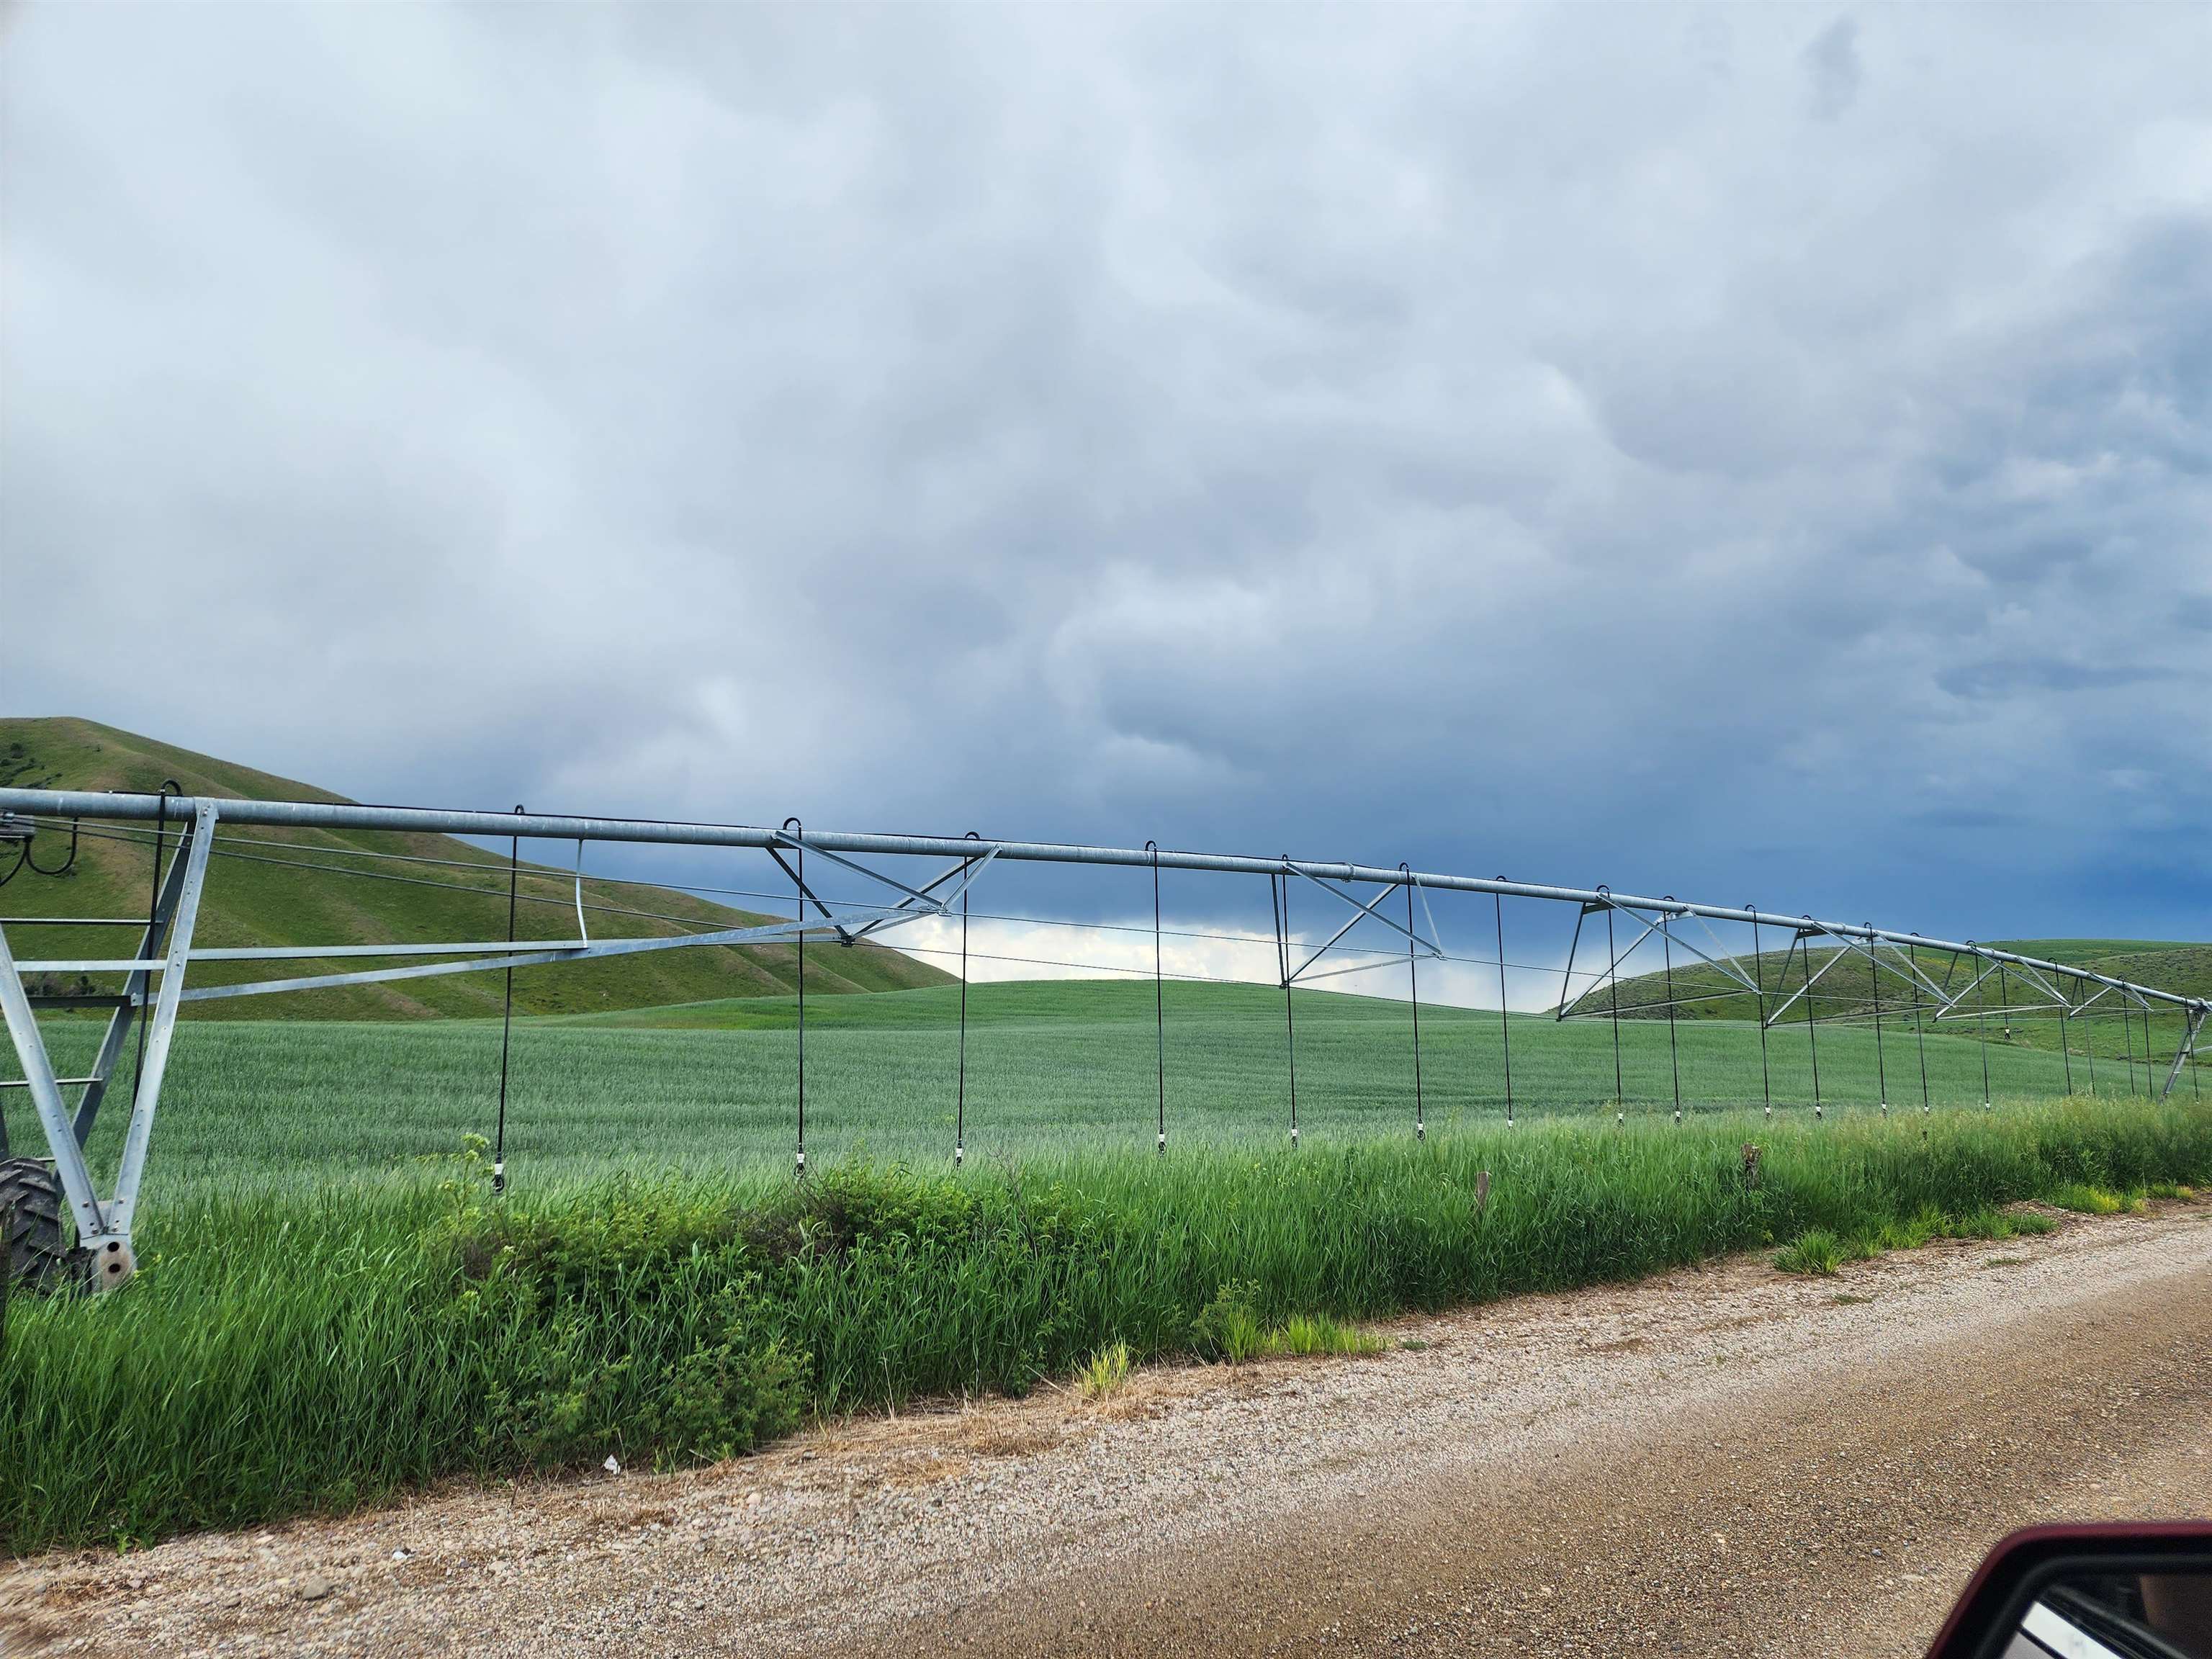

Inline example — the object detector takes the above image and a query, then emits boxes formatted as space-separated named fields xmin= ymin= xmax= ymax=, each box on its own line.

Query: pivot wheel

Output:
xmin=1 ymin=1157 xmax=73 ymax=1292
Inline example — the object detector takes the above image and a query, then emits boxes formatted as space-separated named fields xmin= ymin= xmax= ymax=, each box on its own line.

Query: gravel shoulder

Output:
xmin=5 ymin=1201 xmax=2209 ymax=1658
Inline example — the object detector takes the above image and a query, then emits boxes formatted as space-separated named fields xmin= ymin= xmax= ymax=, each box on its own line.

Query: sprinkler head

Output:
xmin=1290 ymin=1125 xmax=1300 ymax=1146
xmin=954 ymin=1144 xmax=963 ymax=1168
xmin=1156 ymin=1131 xmax=1166 ymax=1154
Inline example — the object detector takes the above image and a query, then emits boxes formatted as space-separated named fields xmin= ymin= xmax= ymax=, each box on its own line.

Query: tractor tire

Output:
xmin=1 ymin=1157 xmax=72 ymax=1292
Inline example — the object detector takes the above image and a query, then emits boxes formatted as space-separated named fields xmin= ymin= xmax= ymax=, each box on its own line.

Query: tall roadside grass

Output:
xmin=3 ymin=1097 xmax=2206 ymax=1555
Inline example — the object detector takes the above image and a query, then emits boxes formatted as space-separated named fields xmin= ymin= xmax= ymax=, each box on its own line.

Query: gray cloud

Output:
xmin=1803 ymin=18 xmax=1863 ymax=121
xmin=2 ymin=4 xmax=2208 ymax=946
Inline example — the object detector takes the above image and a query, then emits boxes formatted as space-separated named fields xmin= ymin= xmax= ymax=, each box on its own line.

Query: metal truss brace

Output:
xmin=843 ymin=847 xmax=998 ymax=942
xmin=1760 ymin=925 xmax=1858 ymax=1027
xmin=1871 ymin=939 xmax=1966 ymax=1007
xmin=1836 ymin=935 xmax=2003 ymax=1016
xmin=1681 ymin=912 xmax=1768 ymax=997
xmin=1281 ymin=870 xmax=1441 ymax=986
xmin=0 ymin=800 xmax=217 ymax=1287
xmin=1285 ymin=868 xmax=1443 ymax=974
xmin=173 ymin=916 xmax=851 ymax=1003
xmin=2070 ymin=981 xmax=2121 ymax=1017
xmin=1633 ymin=910 xmax=1763 ymax=997
xmin=1555 ymin=902 xmax=1594 ymax=1016
xmin=1930 ymin=953 xmax=2006 ymax=1020
xmin=109 ymin=804 xmax=218 ymax=1240
xmin=1997 ymin=957 xmax=2069 ymax=1011
xmin=0 ymin=925 xmax=107 ymax=1242
xmin=2161 ymin=1007 xmax=2207 ymax=1102
xmin=1555 ymin=899 xmax=1680 ymax=1018
xmin=71 ymin=829 xmax=199 ymax=1145
xmin=768 ymin=833 xmax=998 ymax=945
xmin=148 ymin=845 xmax=995 ymax=1007
xmin=765 ymin=843 xmax=856 ymax=944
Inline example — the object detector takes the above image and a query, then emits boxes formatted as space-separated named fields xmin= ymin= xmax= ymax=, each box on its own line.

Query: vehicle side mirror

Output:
xmin=1928 ymin=1524 xmax=2212 ymax=1659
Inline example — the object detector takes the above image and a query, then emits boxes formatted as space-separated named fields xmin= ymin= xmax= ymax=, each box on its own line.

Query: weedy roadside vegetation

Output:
xmin=1078 ymin=1341 xmax=1132 ymax=1399
xmin=1774 ymin=1199 xmax=2062 ymax=1274
xmin=2 ymin=1095 xmax=2206 ymax=1556
xmin=1773 ymin=1228 xmax=1847 ymax=1274
xmin=2046 ymin=1182 xmax=2143 ymax=1215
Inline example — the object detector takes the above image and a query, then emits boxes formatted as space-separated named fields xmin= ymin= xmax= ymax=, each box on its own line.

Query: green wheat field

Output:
xmin=2 ymin=980 xmax=2205 ymax=1556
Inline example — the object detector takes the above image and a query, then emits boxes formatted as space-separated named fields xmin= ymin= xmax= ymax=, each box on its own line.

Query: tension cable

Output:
xmin=1867 ymin=926 xmax=1888 ymax=1118
xmin=1602 ymin=891 xmax=1623 ymax=1127
xmin=1660 ymin=900 xmax=1681 ymax=1125
xmin=1403 ymin=866 xmax=1424 ymax=1141
xmin=1970 ymin=943 xmax=1992 ymax=1110
xmin=493 ymin=804 xmax=522 ymax=1195
xmin=1908 ymin=938 xmax=1930 ymax=1120
xmin=956 ymin=831 xmax=978 ymax=1168
xmin=1147 ymin=841 xmax=1165 ymax=1155
xmin=786 ymin=818 xmax=806 ymax=1177
xmin=1495 ymin=890 xmax=1514 ymax=1129
xmin=1748 ymin=907 xmax=1771 ymax=1120
xmin=1799 ymin=922 xmax=1823 ymax=1119
xmin=1272 ymin=860 xmax=1298 ymax=1146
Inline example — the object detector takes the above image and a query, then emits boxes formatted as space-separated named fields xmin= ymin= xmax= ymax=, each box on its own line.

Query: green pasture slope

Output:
xmin=0 ymin=716 xmax=947 ymax=1017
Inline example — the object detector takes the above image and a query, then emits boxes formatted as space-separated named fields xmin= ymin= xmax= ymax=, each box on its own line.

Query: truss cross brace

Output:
xmin=0 ymin=800 xmax=217 ymax=1290
xmin=1280 ymin=869 xmax=1442 ymax=986
xmin=2159 ymin=1007 xmax=2206 ymax=1102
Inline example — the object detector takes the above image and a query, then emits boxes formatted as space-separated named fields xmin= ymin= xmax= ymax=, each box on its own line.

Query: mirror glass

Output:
xmin=2005 ymin=1568 xmax=2212 ymax=1659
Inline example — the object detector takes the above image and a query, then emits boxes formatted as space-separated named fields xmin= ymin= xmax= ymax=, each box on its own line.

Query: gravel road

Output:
xmin=5 ymin=1201 xmax=2208 ymax=1658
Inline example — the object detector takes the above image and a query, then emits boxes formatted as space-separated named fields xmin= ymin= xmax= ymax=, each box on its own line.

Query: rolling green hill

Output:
xmin=0 ymin=717 xmax=948 ymax=1018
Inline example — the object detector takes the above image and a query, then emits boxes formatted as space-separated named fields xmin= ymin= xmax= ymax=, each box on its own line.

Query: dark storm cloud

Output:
xmin=3 ymin=4 xmax=2208 ymax=944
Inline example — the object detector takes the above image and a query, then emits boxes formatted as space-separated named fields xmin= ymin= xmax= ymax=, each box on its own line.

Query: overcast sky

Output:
xmin=4 ymin=3 xmax=2208 ymax=966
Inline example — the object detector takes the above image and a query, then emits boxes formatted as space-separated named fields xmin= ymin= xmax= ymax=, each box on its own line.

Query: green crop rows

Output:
xmin=1 ymin=981 xmax=2205 ymax=1557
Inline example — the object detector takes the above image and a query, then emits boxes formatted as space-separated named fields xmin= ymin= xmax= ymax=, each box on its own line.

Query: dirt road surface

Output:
xmin=5 ymin=1202 xmax=2209 ymax=1658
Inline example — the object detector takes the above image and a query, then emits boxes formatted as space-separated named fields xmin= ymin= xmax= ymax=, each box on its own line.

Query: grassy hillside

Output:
xmin=0 ymin=717 xmax=948 ymax=1019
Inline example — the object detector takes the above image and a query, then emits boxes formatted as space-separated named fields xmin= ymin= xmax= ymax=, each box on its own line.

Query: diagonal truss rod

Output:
xmin=766 ymin=835 xmax=999 ymax=945
xmin=0 ymin=800 xmax=217 ymax=1270
xmin=1558 ymin=900 xmax=1745 ymax=1019
xmin=1281 ymin=869 xmax=1442 ymax=985
xmin=17 ymin=842 xmax=1007 ymax=1010
xmin=2162 ymin=1007 xmax=2208 ymax=1102
xmin=68 ymin=826 xmax=199 ymax=1145
xmin=1758 ymin=925 xmax=1861 ymax=1027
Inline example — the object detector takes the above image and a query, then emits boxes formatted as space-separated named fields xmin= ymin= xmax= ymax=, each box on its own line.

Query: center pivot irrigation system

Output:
xmin=1 ymin=786 xmax=2206 ymax=1292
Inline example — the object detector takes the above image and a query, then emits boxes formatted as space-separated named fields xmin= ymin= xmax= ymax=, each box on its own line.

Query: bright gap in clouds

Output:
xmin=886 ymin=912 xmax=1568 ymax=1014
